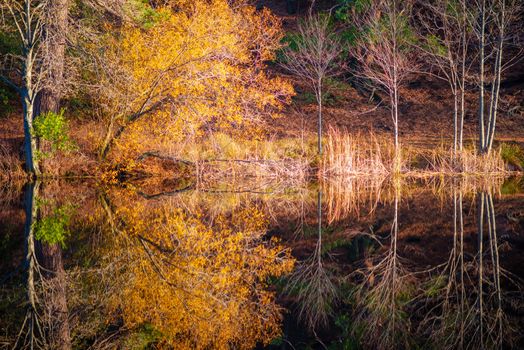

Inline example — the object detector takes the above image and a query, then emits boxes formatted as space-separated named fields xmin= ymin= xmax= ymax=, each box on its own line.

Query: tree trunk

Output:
xmin=23 ymin=98 xmax=41 ymax=176
xmin=36 ymin=241 xmax=72 ymax=350
xmin=478 ymin=0 xmax=486 ymax=153
xmin=453 ymin=89 xmax=458 ymax=154
xmin=317 ymin=83 xmax=323 ymax=155
xmin=459 ymin=0 xmax=467 ymax=152
xmin=35 ymin=0 xmax=69 ymax=116
xmin=486 ymin=0 xmax=505 ymax=152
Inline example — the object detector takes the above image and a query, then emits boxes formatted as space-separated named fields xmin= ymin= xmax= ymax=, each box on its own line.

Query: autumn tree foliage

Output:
xmin=103 ymin=197 xmax=294 ymax=349
xmin=91 ymin=0 xmax=293 ymax=162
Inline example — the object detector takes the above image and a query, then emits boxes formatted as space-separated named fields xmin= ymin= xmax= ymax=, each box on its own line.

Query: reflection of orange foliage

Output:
xmin=109 ymin=200 xmax=294 ymax=349
xmin=106 ymin=0 xmax=293 ymax=163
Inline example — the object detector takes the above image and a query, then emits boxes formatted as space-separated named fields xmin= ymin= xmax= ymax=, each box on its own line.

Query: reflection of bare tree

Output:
xmin=418 ymin=186 xmax=522 ymax=350
xmin=349 ymin=181 xmax=413 ymax=349
xmin=36 ymin=243 xmax=71 ymax=350
xmin=285 ymin=190 xmax=338 ymax=329
xmin=417 ymin=181 xmax=469 ymax=349
xmin=12 ymin=181 xmax=72 ymax=350
xmin=13 ymin=182 xmax=47 ymax=350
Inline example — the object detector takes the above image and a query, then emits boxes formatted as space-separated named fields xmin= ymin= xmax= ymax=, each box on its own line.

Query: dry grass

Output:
xmin=321 ymin=128 xmax=511 ymax=176
xmin=321 ymin=128 xmax=391 ymax=176
xmin=0 ymin=141 xmax=26 ymax=182
xmin=412 ymin=146 xmax=506 ymax=175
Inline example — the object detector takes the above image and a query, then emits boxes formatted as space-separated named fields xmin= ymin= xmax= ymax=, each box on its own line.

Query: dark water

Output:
xmin=1 ymin=176 xmax=523 ymax=349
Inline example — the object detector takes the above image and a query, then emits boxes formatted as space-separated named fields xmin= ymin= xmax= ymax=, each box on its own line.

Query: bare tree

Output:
xmin=280 ymin=14 xmax=343 ymax=155
xmin=0 ymin=0 xmax=48 ymax=176
xmin=474 ymin=0 xmax=522 ymax=154
xmin=352 ymin=0 xmax=414 ymax=169
xmin=415 ymin=0 xmax=471 ymax=154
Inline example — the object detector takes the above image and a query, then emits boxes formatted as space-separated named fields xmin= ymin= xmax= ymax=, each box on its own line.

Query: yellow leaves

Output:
xmin=97 ymin=0 xmax=293 ymax=162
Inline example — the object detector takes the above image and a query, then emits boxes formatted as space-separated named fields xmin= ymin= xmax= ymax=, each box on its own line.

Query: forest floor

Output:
xmin=260 ymin=0 xmax=524 ymax=146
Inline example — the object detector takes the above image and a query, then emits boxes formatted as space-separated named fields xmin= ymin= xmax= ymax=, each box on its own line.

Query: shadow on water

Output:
xmin=1 ymin=176 xmax=523 ymax=349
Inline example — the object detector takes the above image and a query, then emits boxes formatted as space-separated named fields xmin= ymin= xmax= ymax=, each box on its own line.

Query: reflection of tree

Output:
xmin=13 ymin=181 xmax=71 ymax=350
xmin=285 ymin=190 xmax=338 ymax=329
xmin=102 ymin=195 xmax=294 ymax=349
xmin=13 ymin=182 xmax=47 ymax=350
xmin=417 ymin=186 xmax=523 ymax=350
xmin=349 ymin=181 xmax=413 ymax=349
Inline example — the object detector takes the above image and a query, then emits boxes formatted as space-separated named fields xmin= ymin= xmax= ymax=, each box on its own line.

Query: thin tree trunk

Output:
xmin=487 ymin=1 xmax=505 ymax=152
xmin=318 ymin=82 xmax=323 ymax=155
xmin=22 ymin=19 xmax=41 ymax=177
xmin=317 ymin=189 xmax=322 ymax=266
xmin=99 ymin=116 xmax=116 ymax=159
xmin=478 ymin=0 xmax=486 ymax=153
xmin=453 ymin=89 xmax=458 ymax=154
xmin=459 ymin=86 xmax=465 ymax=151
xmin=459 ymin=0 xmax=467 ymax=152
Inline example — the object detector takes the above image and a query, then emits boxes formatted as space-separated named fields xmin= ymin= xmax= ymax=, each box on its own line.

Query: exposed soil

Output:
xmin=257 ymin=0 xmax=524 ymax=148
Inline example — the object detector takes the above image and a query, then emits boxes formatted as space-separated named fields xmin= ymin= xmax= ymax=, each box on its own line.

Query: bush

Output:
xmin=33 ymin=109 xmax=75 ymax=156
xmin=500 ymin=143 xmax=524 ymax=171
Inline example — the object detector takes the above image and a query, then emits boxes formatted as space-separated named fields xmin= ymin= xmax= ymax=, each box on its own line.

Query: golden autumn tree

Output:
xmin=92 ymin=0 xmax=293 ymax=163
xmin=101 ymin=193 xmax=294 ymax=349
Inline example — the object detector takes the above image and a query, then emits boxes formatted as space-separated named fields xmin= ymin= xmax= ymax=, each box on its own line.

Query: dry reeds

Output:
xmin=321 ymin=128 xmax=511 ymax=176
xmin=0 ymin=141 xmax=25 ymax=182
xmin=321 ymin=128 xmax=391 ymax=176
xmin=415 ymin=146 xmax=506 ymax=175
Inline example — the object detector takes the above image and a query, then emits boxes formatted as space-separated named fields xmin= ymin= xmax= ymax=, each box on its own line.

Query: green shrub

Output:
xmin=33 ymin=109 xmax=75 ymax=157
xmin=500 ymin=143 xmax=524 ymax=170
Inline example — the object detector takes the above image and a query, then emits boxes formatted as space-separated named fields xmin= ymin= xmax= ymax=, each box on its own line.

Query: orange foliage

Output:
xmin=99 ymin=0 xmax=293 ymax=163
xmin=106 ymin=195 xmax=294 ymax=348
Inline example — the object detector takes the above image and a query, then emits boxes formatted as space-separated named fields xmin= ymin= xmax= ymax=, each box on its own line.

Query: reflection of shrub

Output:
xmin=33 ymin=109 xmax=75 ymax=158
xmin=35 ymin=204 xmax=73 ymax=248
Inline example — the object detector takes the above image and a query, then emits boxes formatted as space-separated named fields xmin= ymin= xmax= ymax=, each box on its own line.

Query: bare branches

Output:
xmin=280 ymin=13 xmax=343 ymax=154
xmin=413 ymin=0 xmax=471 ymax=153
xmin=351 ymin=0 xmax=416 ymax=163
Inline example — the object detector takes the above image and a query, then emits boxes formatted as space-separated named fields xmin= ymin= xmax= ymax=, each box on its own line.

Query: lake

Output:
xmin=1 ymin=176 xmax=523 ymax=349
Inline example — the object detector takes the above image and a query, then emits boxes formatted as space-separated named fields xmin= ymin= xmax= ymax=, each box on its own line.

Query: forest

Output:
xmin=0 ymin=0 xmax=522 ymax=180
xmin=1 ymin=0 xmax=524 ymax=349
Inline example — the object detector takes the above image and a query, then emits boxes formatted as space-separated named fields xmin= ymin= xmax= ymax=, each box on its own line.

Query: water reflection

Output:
xmin=0 ymin=176 xmax=523 ymax=349
xmin=285 ymin=190 xmax=338 ymax=330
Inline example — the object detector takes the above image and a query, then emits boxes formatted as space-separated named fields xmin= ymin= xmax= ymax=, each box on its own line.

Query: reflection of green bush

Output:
xmin=124 ymin=323 xmax=162 ymax=349
xmin=35 ymin=204 xmax=73 ymax=248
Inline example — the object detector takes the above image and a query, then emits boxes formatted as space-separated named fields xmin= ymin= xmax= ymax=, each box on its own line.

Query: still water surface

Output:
xmin=1 ymin=176 xmax=523 ymax=349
